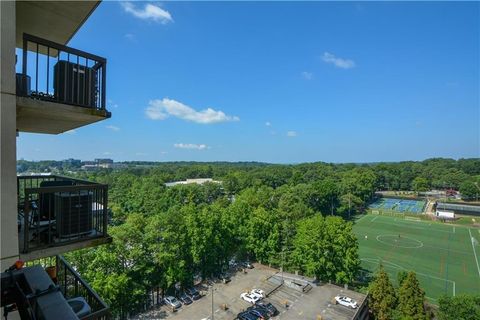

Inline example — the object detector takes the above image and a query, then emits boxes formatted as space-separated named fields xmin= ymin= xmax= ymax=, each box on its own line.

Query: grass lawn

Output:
xmin=454 ymin=216 xmax=480 ymax=226
xmin=353 ymin=214 xmax=480 ymax=304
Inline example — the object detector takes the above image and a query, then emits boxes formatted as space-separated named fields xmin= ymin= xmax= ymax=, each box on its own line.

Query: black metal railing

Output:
xmin=56 ymin=255 xmax=110 ymax=320
xmin=23 ymin=255 xmax=110 ymax=319
xmin=18 ymin=175 xmax=109 ymax=254
xmin=17 ymin=33 xmax=107 ymax=110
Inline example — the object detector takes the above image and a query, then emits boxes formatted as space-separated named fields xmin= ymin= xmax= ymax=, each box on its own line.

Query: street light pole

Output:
xmin=211 ymin=283 xmax=214 ymax=320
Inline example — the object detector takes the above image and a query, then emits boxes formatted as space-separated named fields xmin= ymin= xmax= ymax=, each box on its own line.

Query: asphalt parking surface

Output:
xmin=132 ymin=264 xmax=366 ymax=320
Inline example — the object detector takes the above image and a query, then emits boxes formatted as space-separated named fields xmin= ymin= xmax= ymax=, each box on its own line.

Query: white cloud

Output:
xmin=287 ymin=131 xmax=298 ymax=137
xmin=124 ymin=33 xmax=135 ymax=41
xmin=301 ymin=71 xmax=313 ymax=80
xmin=322 ymin=52 xmax=355 ymax=69
xmin=121 ymin=2 xmax=173 ymax=24
xmin=174 ymin=143 xmax=209 ymax=150
xmin=265 ymin=121 xmax=272 ymax=127
xmin=146 ymin=98 xmax=240 ymax=124
xmin=106 ymin=125 xmax=120 ymax=131
xmin=65 ymin=129 xmax=76 ymax=134
xmin=103 ymin=151 xmax=113 ymax=155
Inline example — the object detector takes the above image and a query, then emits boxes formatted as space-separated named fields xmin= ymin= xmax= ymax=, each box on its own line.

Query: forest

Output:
xmin=33 ymin=158 xmax=479 ymax=318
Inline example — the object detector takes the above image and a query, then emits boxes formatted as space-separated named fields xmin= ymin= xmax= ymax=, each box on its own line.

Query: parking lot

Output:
xmin=133 ymin=264 xmax=367 ymax=320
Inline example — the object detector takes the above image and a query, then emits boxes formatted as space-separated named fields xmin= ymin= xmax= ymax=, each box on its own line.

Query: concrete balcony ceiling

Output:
xmin=16 ymin=1 xmax=100 ymax=54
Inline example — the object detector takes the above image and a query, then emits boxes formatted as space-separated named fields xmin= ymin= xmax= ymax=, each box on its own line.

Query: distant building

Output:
xmin=94 ymin=158 xmax=114 ymax=164
xmin=81 ymin=159 xmax=115 ymax=170
xmin=95 ymin=159 xmax=114 ymax=168
xmin=165 ymin=178 xmax=221 ymax=187
xmin=435 ymin=210 xmax=455 ymax=219
xmin=436 ymin=202 xmax=480 ymax=217
xmin=64 ymin=158 xmax=82 ymax=167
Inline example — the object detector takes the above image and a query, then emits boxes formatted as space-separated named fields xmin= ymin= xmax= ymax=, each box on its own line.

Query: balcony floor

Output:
xmin=18 ymin=215 xmax=111 ymax=261
xmin=17 ymin=96 xmax=111 ymax=134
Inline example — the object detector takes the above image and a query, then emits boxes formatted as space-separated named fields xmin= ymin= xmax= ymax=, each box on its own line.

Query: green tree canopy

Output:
xmin=459 ymin=179 xmax=480 ymax=200
xmin=437 ymin=294 xmax=480 ymax=320
xmin=368 ymin=265 xmax=397 ymax=320
xmin=412 ymin=177 xmax=430 ymax=192
xmin=397 ymin=271 xmax=427 ymax=320
xmin=292 ymin=215 xmax=359 ymax=283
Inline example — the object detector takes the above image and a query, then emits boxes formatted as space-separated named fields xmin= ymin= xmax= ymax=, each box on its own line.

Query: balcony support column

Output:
xmin=0 ymin=0 xmax=19 ymax=270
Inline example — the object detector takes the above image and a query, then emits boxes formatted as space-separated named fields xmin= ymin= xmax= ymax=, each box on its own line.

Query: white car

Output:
xmin=250 ymin=289 xmax=265 ymax=299
xmin=335 ymin=295 xmax=358 ymax=309
xmin=240 ymin=292 xmax=261 ymax=304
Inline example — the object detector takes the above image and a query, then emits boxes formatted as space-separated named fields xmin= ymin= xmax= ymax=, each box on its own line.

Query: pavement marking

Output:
xmin=468 ymin=228 xmax=480 ymax=278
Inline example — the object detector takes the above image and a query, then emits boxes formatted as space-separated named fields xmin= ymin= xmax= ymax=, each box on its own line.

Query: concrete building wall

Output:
xmin=0 ymin=0 xmax=19 ymax=270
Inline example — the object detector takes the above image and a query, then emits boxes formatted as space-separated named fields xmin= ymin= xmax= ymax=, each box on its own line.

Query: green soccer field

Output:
xmin=353 ymin=214 xmax=480 ymax=303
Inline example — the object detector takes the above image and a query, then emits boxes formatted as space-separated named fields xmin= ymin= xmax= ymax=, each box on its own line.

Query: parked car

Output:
xmin=178 ymin=293 xmax=192 ymax=305
xmin=219 ymin=273 xmax=231 ymax=283
xmin=229 ymin=259 xmax=238 ymax=268
xmin=255 ymin=301 xmax=278 ymax=316
xmin=240 ymin=292 xmax=261 ymax=304
xmin=250 ymin=289 xmax=265 ymax=299
xmin=164 ymin=296 xmax=182 ymax=310
xmin=185 ymin=287 xmax=201 ymax=300
xmin=237 ymin=311 xmax=260 ymax=320
xmin=247 ymin=306 xmax=269 ymax=319
xmin=335 ymin=295 xmax=358 ymax=309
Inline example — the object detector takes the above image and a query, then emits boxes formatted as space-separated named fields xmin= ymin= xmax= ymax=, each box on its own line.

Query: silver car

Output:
xmin=164 ymin=296 xmax=182 ymax=310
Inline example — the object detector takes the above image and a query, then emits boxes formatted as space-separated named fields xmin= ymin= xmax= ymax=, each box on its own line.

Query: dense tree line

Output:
xmin=19 ymin=158 xmax=480 ymax=195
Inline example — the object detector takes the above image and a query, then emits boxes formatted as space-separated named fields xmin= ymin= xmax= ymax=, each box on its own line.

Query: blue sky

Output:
xmin=17 ymin=1 xmax=479 ymax=163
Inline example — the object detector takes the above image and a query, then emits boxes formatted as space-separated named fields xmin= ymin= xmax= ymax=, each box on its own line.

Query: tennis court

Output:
xmin=354 ymin=214 xmax=480 ymax=303
xmin=369 ymin=198 xmax=426 ymax=214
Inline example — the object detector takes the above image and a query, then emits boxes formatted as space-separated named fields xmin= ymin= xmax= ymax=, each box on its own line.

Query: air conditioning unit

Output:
xmin=53 ymin=60 xmax=97 ymax=107
xmin=55 ymin=191 xmax=93 ymax=238
xmin=16 ymin=73 xmax=31 ymax=96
